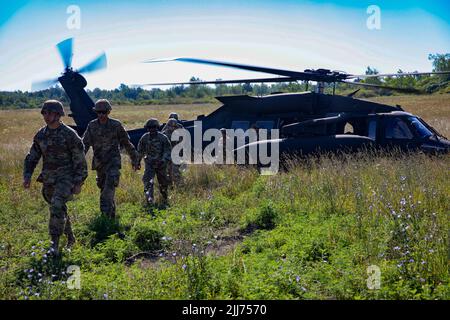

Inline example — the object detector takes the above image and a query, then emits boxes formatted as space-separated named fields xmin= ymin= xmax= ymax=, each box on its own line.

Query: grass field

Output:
xmin=0 ymin=94 xmax=448 ymax=299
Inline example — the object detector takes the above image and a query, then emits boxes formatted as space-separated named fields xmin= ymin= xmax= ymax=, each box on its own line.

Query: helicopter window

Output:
xmin=368 ymin=120 xmax=377 ymax=140
xmin=344 ymin=123 xmax=354 ymax=134
xmin=255 ymin=121 xmax=274 ymax=130
xmin=231 ymin=121 xmax=250 ymax=131
xmin=408 ymin=116 xmax=433 ymax=139
xmin=385 ymin=118 xmax=413 ymax=139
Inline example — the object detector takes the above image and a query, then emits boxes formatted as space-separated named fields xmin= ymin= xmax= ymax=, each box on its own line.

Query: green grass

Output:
xmin=0 ymin=153 xmax=448 ymax=300
xmin=0 ymin=99 xmax=449 ymax=300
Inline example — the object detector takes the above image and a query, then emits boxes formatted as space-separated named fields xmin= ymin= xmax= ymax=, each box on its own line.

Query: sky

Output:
xmin=0 ymin=0 xmax=449 ymax=91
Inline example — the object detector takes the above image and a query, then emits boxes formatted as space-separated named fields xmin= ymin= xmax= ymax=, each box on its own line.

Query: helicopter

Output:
xmin=139 ymin=57 xmax=450 ymax=161
xmin=32 ymin=38 xmax=450 ymax=164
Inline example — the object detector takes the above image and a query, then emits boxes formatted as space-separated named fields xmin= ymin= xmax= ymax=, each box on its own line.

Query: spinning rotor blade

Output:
xmin=135 ymin=76 xmax=298 ymax=87
xmin=143 ymin=57 xmax=338 ymax=82
xmin=56 ymin=38 xmax=73 ymax=69
xmin=143 ymin=57 xmax=449 ymax=89
xmin=78 ymin=52 xmax=107 ymax=74
xmin=340 ymin=80 xmax=422 ymax=93
xmin=348 ymin=70 xmax=450 ymax=79
xmin=31 ymin=78 xmax=59 ymax=91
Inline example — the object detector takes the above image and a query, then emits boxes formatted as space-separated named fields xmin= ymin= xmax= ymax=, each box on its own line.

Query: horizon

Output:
xmin=1 ymin=0 xmax=449 ymax=92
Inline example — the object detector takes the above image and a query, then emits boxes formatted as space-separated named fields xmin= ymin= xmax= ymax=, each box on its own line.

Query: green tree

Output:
xmin=428 ymin=53 xmax=450 ymax=81
xmin=364 ymin=66 xmax=382 ymax=85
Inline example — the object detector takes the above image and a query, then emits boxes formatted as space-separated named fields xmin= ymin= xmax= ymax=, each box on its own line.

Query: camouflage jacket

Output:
xmin=162 ymin=125 xmax=184 ymax=148
xmin=82 ymin=118 xmax=139 ymax=170
xmin=23 ymin=123 xmax=88 ymax=185
xmin=161 ymin=121 xmax=183 ymax=133
xmin=137 ymin=132 xmax=172 ymax=165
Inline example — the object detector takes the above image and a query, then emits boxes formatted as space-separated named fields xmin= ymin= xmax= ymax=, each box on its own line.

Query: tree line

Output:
xmin=1 ymin=54 xmax=448 ymax=110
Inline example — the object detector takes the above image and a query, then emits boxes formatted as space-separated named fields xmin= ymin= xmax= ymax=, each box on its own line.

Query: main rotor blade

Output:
xmin=78 ymin=52 xmax=107 ymax=74
xmin=340 ymin=80 xmax=422 ymax=93
xmin=135 ymin=76 xmax=299 ymax=87
xmin=143 ymin=57 xmax=330 ymax=81
xmin=56 ymin=38 xmax=73 ymax=69
xmin=31 ymin=78 xmax=59 ymax=91
xmin=348 ymin=70 xmax=450 ymax=79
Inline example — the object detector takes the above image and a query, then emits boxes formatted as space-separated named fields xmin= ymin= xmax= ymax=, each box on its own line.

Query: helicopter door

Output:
xmin=231 ymin=121 xmax=250 ymax=148
xmin=231 ymin=121 xmax=250 ymax=131
xmin=368 ymin=120 xmax=377 ymax=140
xmin=255 ymin=121 xmax=275 ymax=140
xmin=255 ymin=121 xmax=274 ymax=130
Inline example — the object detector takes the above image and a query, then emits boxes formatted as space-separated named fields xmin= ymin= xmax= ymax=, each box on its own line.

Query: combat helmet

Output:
xmin=41 ymin=100 xmax=65 ymax=116
xmin=168 ymin=112 xmax=179 ymax=120
xmin=145 ymin=118 xmax=160 ymax=129
xmin=166 ymin=118 xmax=178 ymax=127
xmin=93 ymin=99 xmax=112 ymax=112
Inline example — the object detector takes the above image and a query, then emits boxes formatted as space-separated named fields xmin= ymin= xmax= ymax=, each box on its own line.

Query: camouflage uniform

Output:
xmin=137 ymin=124 xmax=172 ymax=205
xmin=162 ymin=119 xmax=184 ymax=184
xmin=24 ymin=123 xmax=88 ymax=240
xmin=82 ymin=118 xmax=139 ymax=218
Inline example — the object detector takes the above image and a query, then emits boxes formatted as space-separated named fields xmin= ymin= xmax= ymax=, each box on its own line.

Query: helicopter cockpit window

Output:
xmin=408 ymin=116 xmax=433 ymax=139
xmin=231 ymin=121 xmax=250 ymax=131
xmin=385 ymin=118 xmax=413 ymax=139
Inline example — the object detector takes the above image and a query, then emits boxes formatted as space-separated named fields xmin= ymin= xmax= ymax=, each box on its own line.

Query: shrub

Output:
xmin=131 ymin=223 xmax=163 ymax=252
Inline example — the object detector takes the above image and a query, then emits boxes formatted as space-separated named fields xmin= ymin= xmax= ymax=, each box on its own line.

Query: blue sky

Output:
xmin=0 ymin=0 xmax=449 ymax=91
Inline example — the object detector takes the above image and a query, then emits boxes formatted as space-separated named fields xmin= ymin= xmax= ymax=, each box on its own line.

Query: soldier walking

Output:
xmin=23 ymin=100 xmax=88 ymax=255
xmin=137 ymin=118 xmax=172 ymax=207
xmin=162 ymin=118 xmax=184 ymax=184
xmin=82 ymin=99 xmax=139 ymax=218
xmin=161 ymin=112 xmax=182 ymax=131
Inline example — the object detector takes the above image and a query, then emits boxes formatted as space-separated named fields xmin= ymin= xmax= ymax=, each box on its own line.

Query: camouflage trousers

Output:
xmin=142 ymin=161 xmax=169 ymax=204
xmin=42 ymin=179 xmax=74 ymax=238
xmin=167 ymin=161 xmax=182 ymax=185
xmin=96 ymin=166 xmax=120 ymax=218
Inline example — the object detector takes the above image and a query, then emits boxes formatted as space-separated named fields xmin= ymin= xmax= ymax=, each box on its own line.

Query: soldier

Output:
xmin=169 ymin=112 xmax=179 ymax=122
xmin=161 ymin=112 xmax=182 ymax=131
xmin=82 ymin=99 xmax=140 ymax=219
xmin=137 ymin=118 xmax=172 ymax=207
xmin=162 ymin=118 xmax=184 ymax=184
xmin=23 ymin=100 xmax=88 ymax=255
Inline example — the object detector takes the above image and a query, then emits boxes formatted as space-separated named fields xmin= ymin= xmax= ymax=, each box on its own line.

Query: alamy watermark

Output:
xmin=367 ymin=5 xmax=381 ymax=30
xmin=367 ymin=265 xmax=381 ymax=290
xmin=67 ymin=5 xmax=81 ymax=30
xmin=169 ymin=122 xmax=280 ymax=175
xmin=67 ymin=265 xmax=81 ymax=289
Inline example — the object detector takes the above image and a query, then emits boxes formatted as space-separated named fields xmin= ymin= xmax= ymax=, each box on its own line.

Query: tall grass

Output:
xmin=0 ymin=99 xmax=449 ymax=299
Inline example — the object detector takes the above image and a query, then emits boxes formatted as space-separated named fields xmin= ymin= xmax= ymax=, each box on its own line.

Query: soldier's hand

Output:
xmin=23 ymin=178 xmax=31 ymax=189
xmin=72 ymin=183 xmax=82 ymax=195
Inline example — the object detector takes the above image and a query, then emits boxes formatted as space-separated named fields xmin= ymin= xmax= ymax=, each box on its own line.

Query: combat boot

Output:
xmin=66 ymin=233 xmax=76 ymax=249
xmin=145 ymin=189 xmax=154 ymax=205
xmin=64 ymin=224 xmax=76 ymax=249
xmin=50 ymin=235 xmax=60 ymax=257
xmin=160 ymin=189 xmax=168 ymax=209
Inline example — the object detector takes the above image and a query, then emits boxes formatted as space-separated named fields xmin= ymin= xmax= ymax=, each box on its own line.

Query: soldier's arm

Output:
xmin=23 ymin=135 xmax=42 ymax=186
xmin=162 ymin=135 xmax=172 ymax=163
xmin=136 ymin=135 xmax=146 ymax=164
xmin=82 ymin=125 xmax=92 ymax=154
xmin=117 ymin=124 xmax=139 ymax=165
xmin=70 ymin=132 xmax=88 ymax=185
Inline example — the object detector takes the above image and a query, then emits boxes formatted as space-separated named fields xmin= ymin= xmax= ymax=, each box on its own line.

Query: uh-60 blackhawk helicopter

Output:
xmin=33 ymin=38 xmax=450 ymax=166
xmin=140 ymin=57 xmax=450 ymax=161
